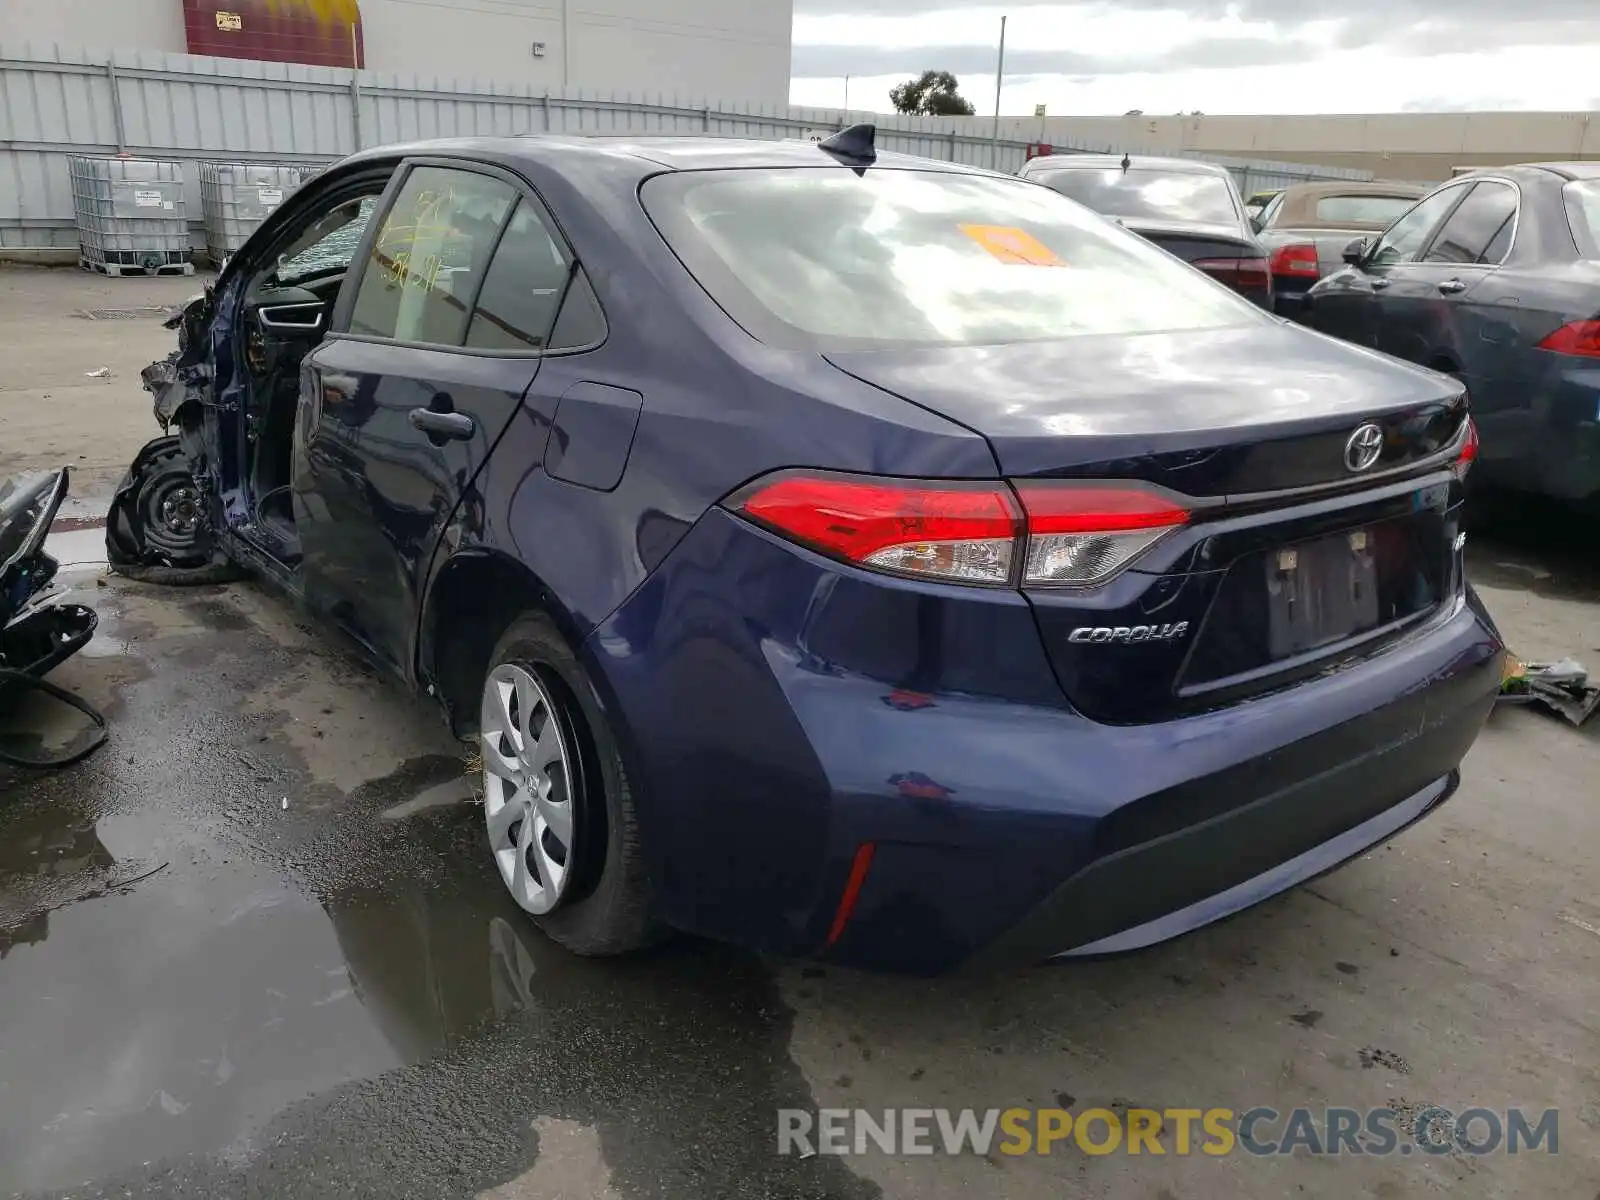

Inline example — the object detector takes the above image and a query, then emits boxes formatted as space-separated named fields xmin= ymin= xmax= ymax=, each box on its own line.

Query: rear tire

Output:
xmin=478 ymin=612 xmax=653 ymax=956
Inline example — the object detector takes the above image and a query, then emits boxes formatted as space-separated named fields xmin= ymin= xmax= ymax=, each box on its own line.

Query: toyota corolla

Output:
xmin=110 ymin=127 xmax=1504 ymax=974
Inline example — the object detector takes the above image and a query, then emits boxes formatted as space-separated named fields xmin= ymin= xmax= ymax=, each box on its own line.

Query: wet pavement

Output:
xmin=0 ymin=511 xmax=1597 ymax=1199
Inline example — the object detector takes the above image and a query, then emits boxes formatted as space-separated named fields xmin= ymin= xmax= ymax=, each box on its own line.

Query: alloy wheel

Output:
xmin=480 ymin=662 xmax=577 ymax=915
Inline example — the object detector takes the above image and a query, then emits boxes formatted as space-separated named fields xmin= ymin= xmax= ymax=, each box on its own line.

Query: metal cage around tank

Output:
xmin=67 ymin=155 xmax=193 ymax=276
xmin=199 ymin=161 xmax=314 ymax=267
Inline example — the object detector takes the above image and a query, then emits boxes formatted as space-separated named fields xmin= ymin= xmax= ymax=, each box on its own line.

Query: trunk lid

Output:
xmin=825 ymin=324 xmax=1466 ymax=486
xmin=1119 ymin=219 xmax=1271 ymax=307
xmin=826 ymin=327 xmax=1469 ymax=722
xmin=1118 ymin=217 xmax=1258 ymax=262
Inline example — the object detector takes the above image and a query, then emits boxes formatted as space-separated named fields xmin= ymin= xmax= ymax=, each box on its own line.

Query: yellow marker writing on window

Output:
xmin=959 ymin=224 xmax=1066 ymax=266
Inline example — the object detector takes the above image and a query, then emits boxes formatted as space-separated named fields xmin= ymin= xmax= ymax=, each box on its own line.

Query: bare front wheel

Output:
xmin=106 ymin=435 xmax=242 ymax=585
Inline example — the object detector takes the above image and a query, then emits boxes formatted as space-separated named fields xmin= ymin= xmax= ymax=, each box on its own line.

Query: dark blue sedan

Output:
xmin=1305 ymin=162 xmax=1600 ymax=510
xmin=110 ymin=128 xmax=1503 ymax=974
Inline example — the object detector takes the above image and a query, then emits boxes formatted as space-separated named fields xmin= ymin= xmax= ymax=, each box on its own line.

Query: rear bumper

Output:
xmin=1480 ymin=358 xmax=1600 ymax=504
xmin=588 ymin=509 xmax=1504 ymax=975
xmin=1049 ymin=772 xmax=1454 ymax=959
xmin=1271 ymin=278 xmax=1316 ymax=319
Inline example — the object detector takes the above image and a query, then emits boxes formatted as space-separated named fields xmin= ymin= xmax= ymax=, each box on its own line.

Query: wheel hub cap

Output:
xmin=480 ymin=663 xmax=575 ymax=915
xmin=160 ymin=486 xmax=199 ymax=535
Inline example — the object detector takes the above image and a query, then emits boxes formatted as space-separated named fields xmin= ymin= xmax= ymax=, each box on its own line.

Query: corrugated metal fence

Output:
xmin=0 ymin=42 xmax=1374 ymax=253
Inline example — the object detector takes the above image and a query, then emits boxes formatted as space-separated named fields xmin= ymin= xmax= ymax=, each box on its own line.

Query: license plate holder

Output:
xmin=1265 ymin=528 xmax=1381 ymax=657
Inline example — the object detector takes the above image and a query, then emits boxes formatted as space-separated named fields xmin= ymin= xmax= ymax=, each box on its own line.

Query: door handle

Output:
xmin=256 ymin=302 xmax=324 ymax=331
xmin=1436 ymin=278 xmax=1469 ymax=295
xmin=1369 ymin=277 xmax=1391 ymax=291
xmin=409 ymin=408 xmax=475 ymax=440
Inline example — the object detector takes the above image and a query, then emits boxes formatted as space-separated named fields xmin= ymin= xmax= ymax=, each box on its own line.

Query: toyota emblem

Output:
xmin=1344 ymin=423 xmax=1384 ymax=472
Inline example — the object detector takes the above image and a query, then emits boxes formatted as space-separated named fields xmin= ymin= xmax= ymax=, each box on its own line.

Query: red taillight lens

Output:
xmin=735 ymin=473 xmax=1022 ymax=585
xmin=734 ymin=474 xmax=1190 ymax=588
xmin=1014 ymin=483 xmax=1190 ymax=585
xmin=1194 ymin=256 xmax=1271 ymax=293
xmin=1268 ymin=242 xmax=1321 ymax=279
xmin=1536 ymin=320 xmax=1600 ymax=358
xmin=1455 ymin=415 xmax=1479 ymax=478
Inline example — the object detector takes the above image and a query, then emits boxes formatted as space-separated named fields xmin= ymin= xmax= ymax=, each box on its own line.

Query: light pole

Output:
xmin=990 ymin=15 xmax=1007 ymax=169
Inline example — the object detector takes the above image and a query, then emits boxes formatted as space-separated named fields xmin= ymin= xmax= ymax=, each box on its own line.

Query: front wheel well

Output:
xmin=421 ymin=552 xmax=578 ymax=739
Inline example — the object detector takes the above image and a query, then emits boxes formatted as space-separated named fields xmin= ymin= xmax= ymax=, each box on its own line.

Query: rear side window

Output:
xmin=464 ymin=200 xmax=571 ymax=351
xmin=348 ymin=166 xmax=516 ymax=345
xmin=1029 ymin=167 xmax=1239 ymax=225
xmin=1563 ymin=180 xmax=1600 ymax=258
xmin=642 ymin=168 xmax=1262 ymax=351
xmin=1423 ymin=181 xmax=1517 ymax=265
xmin=1313 ymin=194 xmax=1418 ymax=226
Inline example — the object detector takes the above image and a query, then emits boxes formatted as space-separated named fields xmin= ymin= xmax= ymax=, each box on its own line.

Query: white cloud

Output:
xmin=789 ymin=5 xmax=1600 ymax=114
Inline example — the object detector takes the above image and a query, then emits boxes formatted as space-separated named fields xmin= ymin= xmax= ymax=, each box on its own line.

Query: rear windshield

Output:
xmin=1563 ymin=180 xmax=1600 ymax=258
xmin=1313 ymin=194 xmax=1419 ymax=226
xmin=641 ymin=167 xmax=1261 ymax=350
xmin=1027 ymin=167 xmax=1240 ymax=225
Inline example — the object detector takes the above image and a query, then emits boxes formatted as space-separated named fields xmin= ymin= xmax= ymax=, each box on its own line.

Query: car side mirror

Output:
xmin=1342 ymin=237 xmax=1369 ymax=266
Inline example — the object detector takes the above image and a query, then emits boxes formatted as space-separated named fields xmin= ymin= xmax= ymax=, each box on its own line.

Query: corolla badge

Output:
xmin=1068 ymin=622 xmax=1189 ymax=645
xmin=1344 ymin=422 xmax=1385 ymax=473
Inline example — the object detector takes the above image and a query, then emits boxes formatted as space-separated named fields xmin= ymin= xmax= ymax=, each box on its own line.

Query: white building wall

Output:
xmin=0 ymin=0 xmax=792 ymax=107
xmin=0 ymin=0 xmax=187 ymax=55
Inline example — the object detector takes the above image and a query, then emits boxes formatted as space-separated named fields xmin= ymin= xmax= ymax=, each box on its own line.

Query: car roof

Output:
xmin=1024 ymin=153 xmax=1232 ymax=176
xmin=1515 ymin=161 xmax=1600 ymax=181
xmin=1278 ymin=179 xmax=1426 ymax=200
xmin=337 ymin=132 xmax=1006 ymax=177
xmin=1442 ymin=162 xmax=1600 ymax=184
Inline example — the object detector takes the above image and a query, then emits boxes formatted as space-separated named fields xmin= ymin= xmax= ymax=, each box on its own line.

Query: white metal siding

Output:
xmin=0 ymin=0 xmax=791 ymax=107
xmin=0 ymin=44 xmax=1376 ymax=252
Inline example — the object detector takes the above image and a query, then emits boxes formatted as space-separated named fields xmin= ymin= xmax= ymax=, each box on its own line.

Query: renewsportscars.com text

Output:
xmin=777 ymin=1106 xmax=1559 ymax=1158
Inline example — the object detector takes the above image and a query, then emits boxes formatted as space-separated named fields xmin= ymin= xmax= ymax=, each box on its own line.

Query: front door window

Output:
xmin=1367 ymin=185 xmax=1468 ymax=268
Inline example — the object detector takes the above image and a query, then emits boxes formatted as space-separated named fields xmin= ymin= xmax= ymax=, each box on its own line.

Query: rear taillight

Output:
xmin=735 ymin=474 xmax=1022 ymax=585
xmin=1194 ymin=256 xmax=1271 ymax=294
xmin=1455 ymin=416 xmax=1479 ymax=479
xmin=1536 ymin=320 xmax=1600 ymax=358
xmin=1013 ymin=483 xmax=1191 ymax=585
xmin=1268 ymin=242 xmax=1321 ymax=279
xmin=732 ymin=473 xmax=1190 ymax=588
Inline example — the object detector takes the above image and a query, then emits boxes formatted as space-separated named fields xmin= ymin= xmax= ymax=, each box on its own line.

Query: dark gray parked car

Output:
xmin=1306 ymin=163 xmax=1600 ymax=510
xmin=1019 ymin=154 xmax=1272 ymax=309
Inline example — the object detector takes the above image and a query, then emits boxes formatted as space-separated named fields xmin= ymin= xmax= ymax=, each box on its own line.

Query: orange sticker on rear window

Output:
xmin=959 ymin=223 xmax=1066 ymax=266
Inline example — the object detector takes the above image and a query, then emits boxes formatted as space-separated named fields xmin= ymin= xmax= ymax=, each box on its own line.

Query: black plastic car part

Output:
xmin=0 ymin=469 xmax=108 ymax=768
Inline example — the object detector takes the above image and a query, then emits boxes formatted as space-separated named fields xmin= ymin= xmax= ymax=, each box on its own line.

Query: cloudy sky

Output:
xmin=788 ymin=0 xmax=1600 ymax=115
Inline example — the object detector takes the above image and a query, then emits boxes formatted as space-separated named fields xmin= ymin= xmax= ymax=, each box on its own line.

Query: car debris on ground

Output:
xmin=0 ymin=468 xmax=107 ymax=767
xmin=1498 ymin=655 xmax=1600 ymax=726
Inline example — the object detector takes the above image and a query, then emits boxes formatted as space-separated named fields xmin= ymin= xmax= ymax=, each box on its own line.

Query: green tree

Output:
xmin=889 ymin=70 xmax=977 ymax=117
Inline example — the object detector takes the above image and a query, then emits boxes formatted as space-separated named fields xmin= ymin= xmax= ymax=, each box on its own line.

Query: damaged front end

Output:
xmin=106 ymin=290 xmax=242 ymax=585
xmin=0 ymin=469 xmax=98 ymax=678
xmin=142 ymin=291 xmax=215 ymax=433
